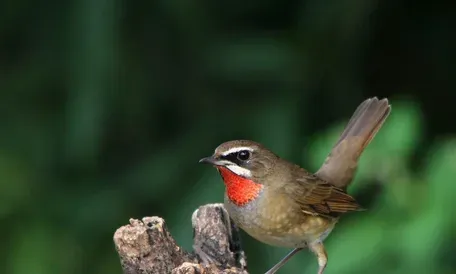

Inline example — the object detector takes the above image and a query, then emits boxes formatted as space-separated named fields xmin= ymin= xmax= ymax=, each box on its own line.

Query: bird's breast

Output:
xmin=224 ymin=187 xmax=336 ymax=248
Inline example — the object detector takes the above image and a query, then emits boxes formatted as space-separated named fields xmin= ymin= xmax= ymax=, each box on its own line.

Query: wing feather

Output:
xmin=282 ymin=167 xmax=363 ymax=218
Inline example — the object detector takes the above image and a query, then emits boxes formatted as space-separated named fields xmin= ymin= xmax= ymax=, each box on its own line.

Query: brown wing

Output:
xmin=282 ymin=168 xmax=363 ymax=218
xmin=315 ymin=97 xmax=391 ymax=189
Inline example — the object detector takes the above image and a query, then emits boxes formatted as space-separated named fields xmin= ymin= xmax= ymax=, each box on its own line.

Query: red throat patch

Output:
xmin=217 ymin=167 xmax=263 ymax=206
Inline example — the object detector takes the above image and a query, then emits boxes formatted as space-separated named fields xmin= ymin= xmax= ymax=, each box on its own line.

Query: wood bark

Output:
xmin=113 ymin=203 xmax=248 ymax=274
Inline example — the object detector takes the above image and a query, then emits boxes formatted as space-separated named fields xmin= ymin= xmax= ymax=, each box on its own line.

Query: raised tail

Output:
xmin=315 ymin=97 xmax=391 ymax=189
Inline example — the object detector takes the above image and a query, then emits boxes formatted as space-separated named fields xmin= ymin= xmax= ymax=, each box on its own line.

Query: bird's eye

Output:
xmin=237 ymin=150 xmax=251 ymax=161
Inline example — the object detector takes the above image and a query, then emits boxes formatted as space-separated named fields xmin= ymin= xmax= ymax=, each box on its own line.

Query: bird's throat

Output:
xmin=217 ymin=167 xmax=263 ymax=206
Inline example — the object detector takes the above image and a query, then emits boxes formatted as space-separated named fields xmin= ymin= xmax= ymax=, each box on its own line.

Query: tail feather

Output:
xmin=315 ymin=97 xmax=391 ymax=188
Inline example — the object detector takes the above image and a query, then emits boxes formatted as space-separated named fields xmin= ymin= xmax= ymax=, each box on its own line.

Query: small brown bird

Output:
xmin=199 ymin=97 xmax=391 ymax=274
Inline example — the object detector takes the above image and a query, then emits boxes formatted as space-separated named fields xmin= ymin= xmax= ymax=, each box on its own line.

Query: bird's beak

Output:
xmin=199 ymin=156 xmax=227 ymax=166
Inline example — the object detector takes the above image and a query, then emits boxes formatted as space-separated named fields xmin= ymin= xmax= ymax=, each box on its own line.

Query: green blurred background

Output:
xmin=1 ymin=0 xmax=455 ymax=273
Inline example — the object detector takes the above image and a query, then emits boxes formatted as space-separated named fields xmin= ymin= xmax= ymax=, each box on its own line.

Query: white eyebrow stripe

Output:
xmin=221 ymin=146 xmax=254 ymax=156
xmin=226 ymin=165 xmax=252 ymax=178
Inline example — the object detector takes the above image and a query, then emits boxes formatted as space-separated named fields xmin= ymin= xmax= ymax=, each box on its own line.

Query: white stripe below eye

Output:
xmin=226 ymin=165 xmax=252 ymax=178
xmin=221 ymin=146 xmax=254 ymax=156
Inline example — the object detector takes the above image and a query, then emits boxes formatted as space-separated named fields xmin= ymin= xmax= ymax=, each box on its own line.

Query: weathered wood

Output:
xmin=114 ymin=203 xmax=248 ymax=274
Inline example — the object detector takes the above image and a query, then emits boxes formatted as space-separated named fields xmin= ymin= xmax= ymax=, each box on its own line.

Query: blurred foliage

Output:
xmin=0 ymin=0 xmax=455 ymax=274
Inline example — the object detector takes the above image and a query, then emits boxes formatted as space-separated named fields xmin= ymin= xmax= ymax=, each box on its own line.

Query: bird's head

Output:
xmin=199 ymin=140 xmax=278 ymax=206
xmin=199 ymin=140 xmax=278 ymax=179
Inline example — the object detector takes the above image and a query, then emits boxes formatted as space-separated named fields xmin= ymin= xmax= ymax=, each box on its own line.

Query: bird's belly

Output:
xmin=224 ymin=193 xmax=336 ymax=248
xmin=241 ymin=219 xmax=336 ymax=248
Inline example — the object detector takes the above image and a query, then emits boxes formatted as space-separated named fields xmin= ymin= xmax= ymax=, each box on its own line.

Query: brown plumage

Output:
xmin=199 ymin=97 xmax=391 ymax=274
xmin=283 ymin=168 xmax=362 ymax=218
xmin=316 ymin=97 xmax=391 ymax=188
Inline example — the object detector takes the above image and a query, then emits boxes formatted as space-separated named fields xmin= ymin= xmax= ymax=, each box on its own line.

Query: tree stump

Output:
xmin=113 ymin=203 xmax=248 ymax=274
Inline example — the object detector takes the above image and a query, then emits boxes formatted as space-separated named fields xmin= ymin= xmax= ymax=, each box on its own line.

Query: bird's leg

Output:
xmin=264 ymin=248 xmax=303 ymax=274
xmin=309 ymin=241 xmax=327 ymax=274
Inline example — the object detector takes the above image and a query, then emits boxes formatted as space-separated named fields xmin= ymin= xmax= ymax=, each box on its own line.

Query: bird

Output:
xmin=199 ymin=97 xmax=391 ymax=274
